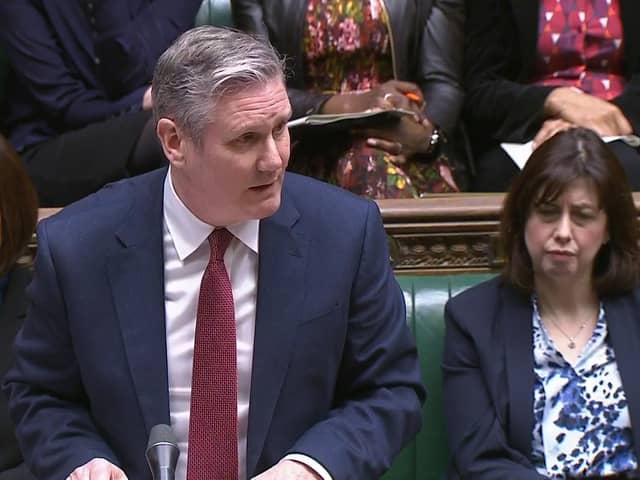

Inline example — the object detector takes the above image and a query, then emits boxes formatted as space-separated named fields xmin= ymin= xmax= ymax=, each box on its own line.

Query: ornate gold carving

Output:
xmin=388 ymin=233 xmax=501 ymax=273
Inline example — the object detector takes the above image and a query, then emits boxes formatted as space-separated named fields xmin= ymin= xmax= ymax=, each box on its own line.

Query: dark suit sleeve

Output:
xmin=232 ymin=0 xmax=332 ymax=118
xmin=463 ymin=0 xmax=554 ymax=143
xmin=2 ymin=222 xmax=119 ymax=480
xmin=91 ymin=0 xmax=203 ymax=97
xmin=420 ymin=0 xmax=465 ymax=132
xmin=442 ymin=300 xmax=547 ymax=479
xmin=285 ymin=201 xmax=426 ymax=478
xmin=0 ymin=0 xmax=149 ymax=128
xmin=612 ymin=74 xmax=640 ymax=134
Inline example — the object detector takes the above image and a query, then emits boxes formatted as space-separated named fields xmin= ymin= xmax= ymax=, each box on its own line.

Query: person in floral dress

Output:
xmin=233 ymin=0 xmax=465 ymax=198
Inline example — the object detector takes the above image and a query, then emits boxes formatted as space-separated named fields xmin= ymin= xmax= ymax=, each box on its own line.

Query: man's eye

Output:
xmin=236 ymin=132 xmax=258 ymax=144
xmin=273 ymin=122 xmax=287 ymax=136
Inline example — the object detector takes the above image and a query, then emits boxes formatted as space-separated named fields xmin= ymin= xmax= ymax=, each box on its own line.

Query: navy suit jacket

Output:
xmin=3 ymin=169 xmax=425 ymax=480
xmin=442 ymin=276 xmax=640 ymax=479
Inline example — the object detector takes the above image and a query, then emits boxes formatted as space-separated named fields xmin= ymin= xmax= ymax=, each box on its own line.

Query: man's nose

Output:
xmin=257 ymin=136 xmax=285 ymax=173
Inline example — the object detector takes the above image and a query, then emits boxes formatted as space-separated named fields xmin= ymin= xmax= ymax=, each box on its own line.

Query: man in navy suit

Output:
xmin=3 ymin=26 xmax=424 ymax=480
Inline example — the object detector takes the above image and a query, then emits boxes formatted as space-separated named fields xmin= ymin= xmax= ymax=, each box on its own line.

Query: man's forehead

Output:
xmin=214 ymin=82 xmax=290 ymax=125
xmin=220 ymin=78 xmax=287 ymax=105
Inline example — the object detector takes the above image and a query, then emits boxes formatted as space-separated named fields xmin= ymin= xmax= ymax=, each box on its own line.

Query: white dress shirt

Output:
xmin=162 ymin=170 xmax=331 ymax=480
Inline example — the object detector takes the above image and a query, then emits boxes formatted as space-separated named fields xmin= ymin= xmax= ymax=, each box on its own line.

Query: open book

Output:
xmin=287 ymin=108 xmax=416 ymax=137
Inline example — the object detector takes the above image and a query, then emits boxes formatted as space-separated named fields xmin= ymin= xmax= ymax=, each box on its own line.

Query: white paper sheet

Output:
xmin=501 ymin=135 xmax=640 ymax=169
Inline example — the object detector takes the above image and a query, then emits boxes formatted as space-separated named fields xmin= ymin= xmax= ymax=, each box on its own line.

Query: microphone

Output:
xmin=145 ymin=424 xmax=180 ymax=480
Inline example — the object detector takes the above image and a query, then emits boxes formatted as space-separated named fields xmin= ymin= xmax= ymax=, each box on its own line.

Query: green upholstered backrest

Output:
xmin=382 ymin=273 xmax=496 ymax=480
xmin=194 ymin=0 xmax=233 ymax=27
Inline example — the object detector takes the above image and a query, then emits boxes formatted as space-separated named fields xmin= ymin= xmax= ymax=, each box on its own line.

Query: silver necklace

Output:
xmin=546 ymin=316 xmax=587 ymax=349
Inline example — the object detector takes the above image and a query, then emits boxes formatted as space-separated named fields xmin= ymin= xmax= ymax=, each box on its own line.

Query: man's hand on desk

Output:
xmin=252 ymin=459 xmax=322 ymax=480
xmin=66 ymin=458 xmax=127 ymax=480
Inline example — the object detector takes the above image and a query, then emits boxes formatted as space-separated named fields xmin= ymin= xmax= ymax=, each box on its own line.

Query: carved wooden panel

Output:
xmin=377 ymin=195 xmax=504 ymax=274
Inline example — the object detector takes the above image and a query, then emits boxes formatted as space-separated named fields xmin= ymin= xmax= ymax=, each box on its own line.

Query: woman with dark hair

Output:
xmin=443 ymin=128 xmax=640 ymax=479
xmin=233 ymin=0 xmax=466 ymax=197
xmin=0 ymin=135 xmax=37 ymax=480
xmin=464 ymin=0 xmax=640 ymax=192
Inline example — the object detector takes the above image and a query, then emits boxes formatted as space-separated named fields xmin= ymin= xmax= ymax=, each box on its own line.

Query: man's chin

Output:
xmin=248 ymin=191 xmax=282 ymax=220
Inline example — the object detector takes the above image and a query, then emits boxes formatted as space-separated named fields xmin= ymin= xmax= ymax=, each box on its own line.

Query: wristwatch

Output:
xmin=425 ymin=127 xmax=442 ymax=157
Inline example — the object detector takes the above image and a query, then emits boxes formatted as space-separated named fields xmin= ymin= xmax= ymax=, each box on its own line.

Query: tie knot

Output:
xmin=208 ymin=228 xmax=233 ymax=261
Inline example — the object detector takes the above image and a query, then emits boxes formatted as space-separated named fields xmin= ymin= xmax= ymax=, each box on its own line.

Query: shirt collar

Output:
xmin=163 ymin=168 xmax=259 ymax=261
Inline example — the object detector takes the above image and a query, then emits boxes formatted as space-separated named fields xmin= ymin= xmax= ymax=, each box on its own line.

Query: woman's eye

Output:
xmin=573 ymin=210 xmax=596 ymax=222
xmin=536 ymin=205 xmax=558 ymax=218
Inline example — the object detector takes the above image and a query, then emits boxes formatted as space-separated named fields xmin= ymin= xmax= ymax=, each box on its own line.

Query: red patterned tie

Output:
xmin=187 ymin=228 xmax=238 ymax=480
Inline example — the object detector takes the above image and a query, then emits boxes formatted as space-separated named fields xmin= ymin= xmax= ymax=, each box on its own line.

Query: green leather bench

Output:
xmin=375 ymin=194 xmax=506 ymax=479
xmin=382 ymin=274 xmax=495 ymax=480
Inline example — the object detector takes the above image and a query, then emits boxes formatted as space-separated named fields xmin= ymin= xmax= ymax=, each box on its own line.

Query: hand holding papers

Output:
xmin=287 ymin=108 xmax=418 ymax=138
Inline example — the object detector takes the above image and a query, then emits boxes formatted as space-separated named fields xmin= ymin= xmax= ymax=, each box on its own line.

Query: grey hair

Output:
xmin=152 ymin=26 xmax=286 ymax=147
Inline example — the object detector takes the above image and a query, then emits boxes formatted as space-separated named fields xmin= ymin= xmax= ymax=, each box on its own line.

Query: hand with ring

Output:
xmin=320 ymin=80 xmax=425 ymax=115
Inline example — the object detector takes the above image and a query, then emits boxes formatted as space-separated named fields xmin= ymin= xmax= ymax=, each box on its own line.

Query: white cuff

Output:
xmin=282 ymin=453 xmax=333 ymax=480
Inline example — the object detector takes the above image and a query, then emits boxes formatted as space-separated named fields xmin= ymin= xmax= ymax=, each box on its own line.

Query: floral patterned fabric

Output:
xmin=533 ymin=0 xmax=626 ymax=100
xmin=530 ymin=297 xmax=640 ymax=478
xmin=299 ymin=0 xmax=459 ymax=198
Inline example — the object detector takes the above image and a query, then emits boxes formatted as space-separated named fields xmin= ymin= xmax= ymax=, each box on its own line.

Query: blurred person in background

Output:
xmin=464 ymin=0 xmax=640 ymax=192
xmin=233 ymin=0 xmax=467 ymax=197
xmin=0 ymin=0 xmax=203 ymax=206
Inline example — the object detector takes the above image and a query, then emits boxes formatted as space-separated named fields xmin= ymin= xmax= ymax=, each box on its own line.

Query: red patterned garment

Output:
xmin=295 ymin=0 xmax=459 ymax=199
xmin=533 ymin=0 xmax=626 ymax=100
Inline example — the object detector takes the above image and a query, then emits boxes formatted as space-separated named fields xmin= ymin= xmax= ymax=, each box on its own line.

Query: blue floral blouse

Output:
xmin=531 ymin=297 xmax=639 ymax=478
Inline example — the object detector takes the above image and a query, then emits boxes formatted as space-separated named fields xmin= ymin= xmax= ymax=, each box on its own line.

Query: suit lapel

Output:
xmin=511 ymin=0 xmax=540 ymax=79
xmin=106 ymin=171 xmax=170 ymax=434
xmin=246 ymin=194 xmax=307 ymax=477
xmin=502 ymin=284 xmax=536 ymax=457
xmin=605 ymin=293 xmax=640 ymax=460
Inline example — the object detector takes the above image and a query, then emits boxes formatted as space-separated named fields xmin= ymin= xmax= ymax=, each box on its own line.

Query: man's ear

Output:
xmin=157 ymin=118 xmax=187 ymax=167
